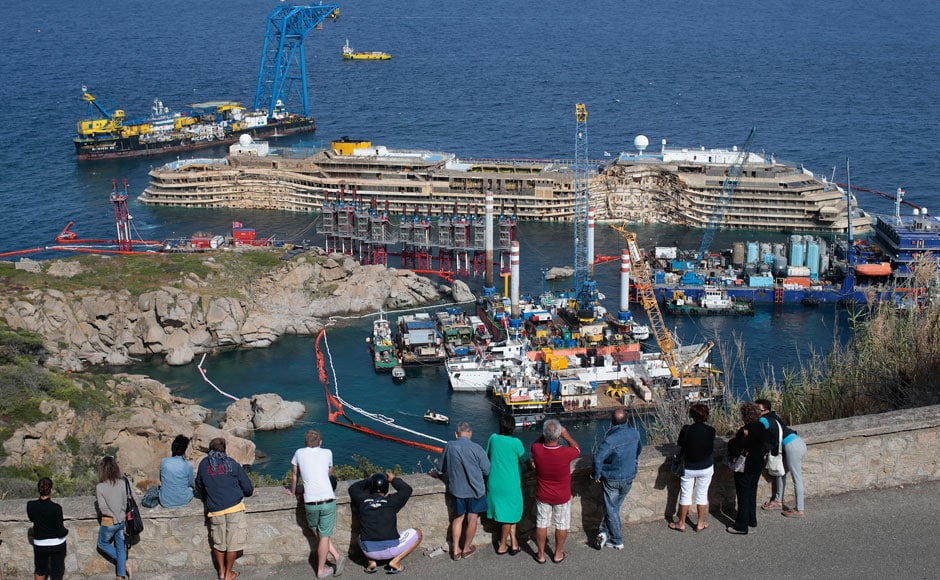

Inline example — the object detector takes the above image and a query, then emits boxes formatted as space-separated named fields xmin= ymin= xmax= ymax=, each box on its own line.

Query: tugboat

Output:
xmin=423 ymin=409 xmax=449 ymax=424
xmin=391 ymin=365 xmax=407 ymax=384
xmin=664 ymin=288 xmax=755 ymax=316
xmin=368 ymin=312 xmax=401 ymax=372
xmin=342 ymin=39 xmax=391 ymax=60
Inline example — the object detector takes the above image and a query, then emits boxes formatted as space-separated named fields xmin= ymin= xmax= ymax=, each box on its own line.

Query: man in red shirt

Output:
xmin=530 ymin=418 xmax=581 ymax=564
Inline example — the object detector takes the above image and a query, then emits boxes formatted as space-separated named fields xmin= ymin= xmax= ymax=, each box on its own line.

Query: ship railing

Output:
xmin=164 ymin=158 xmax=229 ymax=171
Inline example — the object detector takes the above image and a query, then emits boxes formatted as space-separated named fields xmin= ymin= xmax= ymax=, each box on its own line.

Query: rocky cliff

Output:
xmin=1 ymin=248 xmax=465 ymax=372
xmin=1 ymin=373 xmax=257 ymax=485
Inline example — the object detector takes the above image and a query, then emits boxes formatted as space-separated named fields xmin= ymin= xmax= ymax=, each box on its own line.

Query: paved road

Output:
xmin=91 ymin=481 xmax=940 ymax=579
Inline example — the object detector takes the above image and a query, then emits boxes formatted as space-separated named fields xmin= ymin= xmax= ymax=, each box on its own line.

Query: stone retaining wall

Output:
xmin=1 ymin=405 xmax=937 ymax=578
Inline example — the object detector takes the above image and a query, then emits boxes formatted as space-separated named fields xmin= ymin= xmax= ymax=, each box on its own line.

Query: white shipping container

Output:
xmin=655 ymin=246 xmax=678 ymax=260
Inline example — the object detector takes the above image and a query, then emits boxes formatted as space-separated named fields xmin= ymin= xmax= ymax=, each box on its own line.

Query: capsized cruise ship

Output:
xmin=140 ymin=136 xmax=870 ymax=235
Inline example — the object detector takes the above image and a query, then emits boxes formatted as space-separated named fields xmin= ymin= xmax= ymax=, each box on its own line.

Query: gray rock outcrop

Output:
xmin=1 ymin=249 xmax=451 ymax=371
xmin=0 ymin=374 xmax=256 ymax=482
xmin=545 ymin=266 xmax=575 ymax=280
xmin=220 ymin=394 xmax=306 ymax=436
xmin=451 ymin=279 xmax=476 ymax=303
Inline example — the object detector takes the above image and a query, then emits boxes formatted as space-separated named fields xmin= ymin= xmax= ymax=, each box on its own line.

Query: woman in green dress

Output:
xmin=485 ymin=414 xmax=528 ymax=555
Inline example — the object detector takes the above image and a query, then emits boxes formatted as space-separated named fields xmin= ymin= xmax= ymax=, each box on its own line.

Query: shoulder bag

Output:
xmin=728 ymin=451 xmax=747 ymax=473
xmin=670 ymin=451 xmax=685 ymax=478
xmin=124 ymin=477 xmax=145 ymax=538
xmin=764 ymin=419 xmax=786 ymax=477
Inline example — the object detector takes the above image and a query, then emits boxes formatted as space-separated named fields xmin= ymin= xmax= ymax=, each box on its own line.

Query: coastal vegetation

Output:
xmin=754 ymin=256 xmax=939 ymax=427
xmin=0 ymin=250 xmax=307 ymax=299
xmin=0 ymin=326 xmax=116 ymax=498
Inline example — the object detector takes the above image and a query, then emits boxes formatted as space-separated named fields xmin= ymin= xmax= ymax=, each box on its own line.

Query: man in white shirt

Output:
xmin=290 ymin=430 xmax=345 ymax=577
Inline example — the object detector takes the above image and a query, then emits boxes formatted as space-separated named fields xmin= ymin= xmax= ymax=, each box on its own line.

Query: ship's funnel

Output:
xmin=619 ymin=248 xmax=631 ymax=313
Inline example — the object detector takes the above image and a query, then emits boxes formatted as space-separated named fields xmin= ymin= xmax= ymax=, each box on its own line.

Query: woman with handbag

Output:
xmin=726 ymin=403 xmax=768 ymax=535
xmin=669 ymin=403 xmax=716 ymax=532
xmin=96 ymin=456 xmax=131 ymax=580
xmin=756 ymin=399 xmax=807 ymax=517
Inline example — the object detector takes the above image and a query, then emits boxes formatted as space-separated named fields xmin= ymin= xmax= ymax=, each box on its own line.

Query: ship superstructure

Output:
xmin=141 ymin=137 xmax=870 ymax=236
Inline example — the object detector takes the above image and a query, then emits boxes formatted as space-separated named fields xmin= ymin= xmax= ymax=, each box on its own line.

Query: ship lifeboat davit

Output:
xmin=855 ymin=262 xmax=892 ymax=276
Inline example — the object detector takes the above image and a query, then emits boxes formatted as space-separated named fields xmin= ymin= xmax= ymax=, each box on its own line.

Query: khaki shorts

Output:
xmin=209 ymin=510 xmax=248 ymax=552
xmin=536 ymin=499 xmax=571 ymax=530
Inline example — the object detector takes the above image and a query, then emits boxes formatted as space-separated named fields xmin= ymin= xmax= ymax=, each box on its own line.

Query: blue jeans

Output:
xmin=599 ymin=478 xmax=633 ymax=545
xmin=97 ymin=522 xmax=127 ymax=577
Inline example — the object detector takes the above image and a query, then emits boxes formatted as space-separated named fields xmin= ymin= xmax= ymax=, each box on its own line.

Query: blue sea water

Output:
xmin=2 ymin=0 xmax=939 ymax=474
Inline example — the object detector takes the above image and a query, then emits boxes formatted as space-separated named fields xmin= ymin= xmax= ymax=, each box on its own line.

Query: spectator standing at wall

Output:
xmin=530 ymin=418 xmax=581 ymax=564
xmin=669 ymin=403 xmax=716 ymax=533
xmin=159 ymin=434 xmax=195 ymax=508
xmin=726 ymin=403 xmax=769 ymax=535
xmin=27 ymin=476 xmax=68 ymax=580
xmin=195 ymin=437 xmax=255 ymax=580
xmin=348 ymin=472 xmax=422 ymax=574
xmin=95 ymin=456 xmax=130 ymax=579
xmin=756 ymin=398 xmax=807 ymax=517
xmin=437 ymin=421 xmax=491 ymax=561
xmin=485 ymin=414 xmax=527 ymax=556
xmin=289 ymin=429 xmax=344 ymax=578
xmin=592 ymin=408 xmax=642 ymax=549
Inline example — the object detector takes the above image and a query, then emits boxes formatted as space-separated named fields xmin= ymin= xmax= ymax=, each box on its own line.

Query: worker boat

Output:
xmin=75 ymin=89 xmax=316 ymax=161
xmin=664 ymin=287 xmax=754 ymax=316
xmin=435 ymin=309 xmax=477 ymax=357
xmin=368 ymin=313 xmax=401 ymax=373
xmin=445 ymin=339 xmax=532 ymax=392
xmin=396 ymin=313 xmax=447 ymax=366
xmin=391 ymin=365 xmax=407 ymax=383
xmin=342 ymin=39 xmax=391 ymax=60
xmin=605 ymin=313 xmax=650 ymax=342
xmin=423 ymin=409 xmax=449 ymax=424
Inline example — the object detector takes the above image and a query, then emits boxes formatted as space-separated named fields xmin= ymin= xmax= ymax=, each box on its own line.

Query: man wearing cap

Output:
xmin=348 ymin=472 xmax=422 ymax=574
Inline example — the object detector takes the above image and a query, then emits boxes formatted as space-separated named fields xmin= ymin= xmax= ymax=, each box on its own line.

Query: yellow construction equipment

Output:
xmin=610 ymin=223 xmax=716 ymax=389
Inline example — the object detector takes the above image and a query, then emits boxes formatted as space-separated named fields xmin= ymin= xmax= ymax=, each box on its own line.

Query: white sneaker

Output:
xmin=605 ymin=541 xmax=624 ymax=550
xmin=594 ymin=531 xmax=607 ymax=550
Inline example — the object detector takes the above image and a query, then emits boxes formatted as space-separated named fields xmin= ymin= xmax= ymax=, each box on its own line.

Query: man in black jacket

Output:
xmin=348 ymin=472 xmax=422 ymax=574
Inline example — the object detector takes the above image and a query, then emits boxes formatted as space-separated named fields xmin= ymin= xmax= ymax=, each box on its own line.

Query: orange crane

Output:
xmin=611 ymin=223 xmax=715 ymax=389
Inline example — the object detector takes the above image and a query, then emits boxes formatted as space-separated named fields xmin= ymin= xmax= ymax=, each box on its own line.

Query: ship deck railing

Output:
xmin=163 ymin=158 xmax=230 ymax=171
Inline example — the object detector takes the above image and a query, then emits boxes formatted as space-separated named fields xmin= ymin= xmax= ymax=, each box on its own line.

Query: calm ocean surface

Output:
xmin=3 ymin=0 xmax=939 ymax=474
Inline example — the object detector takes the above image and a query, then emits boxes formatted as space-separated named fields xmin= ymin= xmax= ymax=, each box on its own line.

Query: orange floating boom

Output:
xmin=314 ymin=330 xmax=444 ymax=454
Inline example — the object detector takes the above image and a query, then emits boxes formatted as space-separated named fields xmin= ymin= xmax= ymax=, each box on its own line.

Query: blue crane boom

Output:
xmin=254 ymin=4 xmax=339 ymax=117
xmin=695 ymin=125 xmax=757 ymax=262
xmin=574 ymin=103 xmax=589 ymax=287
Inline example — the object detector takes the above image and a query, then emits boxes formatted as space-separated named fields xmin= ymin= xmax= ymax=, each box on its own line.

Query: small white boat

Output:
xmin=631 ymin=322 xmax=651 ymax=341
xmin=423 ymin=409 xmax=449 ymax=424
xmin=391 ymin=365 xmax=407 ymax=383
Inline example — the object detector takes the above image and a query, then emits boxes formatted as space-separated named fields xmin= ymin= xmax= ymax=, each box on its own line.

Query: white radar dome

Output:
xmin=634 ymin=135 xmax=649 ymax=153
xmin=239 ymin=134 xmax=253 ymax=147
